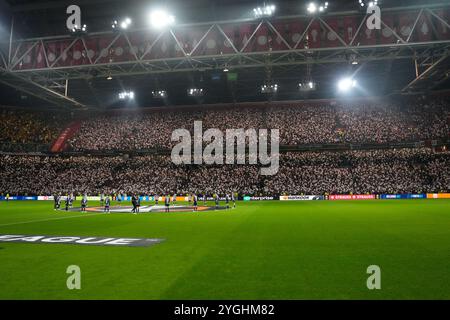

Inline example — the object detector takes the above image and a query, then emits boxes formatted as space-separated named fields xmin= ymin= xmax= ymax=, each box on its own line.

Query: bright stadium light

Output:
xmin=118 ymin=91 xmax=135 ymax=100
xmin=261 ymin=83 xmax=278 ymax=94
xmin=337 ymin=77 xmax=357 ymax=92
xmin=152 ymin=90 xmax=167 ymax=98
xmin=299 ymin=80 xmax=317 ymax=92
xmin=70 ymin=24 xmax=87 ymax=35
xmin=187 ymin=88 xmax=204 ymax=97
xmin=112 ymin=18 xmax=132 ymax=30
xmin=307 ymin=2 xmax=328 ymax=14
xmin=149 ymin=10 xmax=175 ymax=29
xmin=307 ymin=2 xmax=317 ymax=13
xmin=253 ymin=4 xmax=276 ymax=18
xmin=359 ymin=0 xmax=378 ymax=7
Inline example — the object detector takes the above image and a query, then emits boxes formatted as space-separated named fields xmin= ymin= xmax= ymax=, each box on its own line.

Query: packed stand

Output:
xmin=68 ymin=98 xmax=450 ymax=151
xmin=0 ymin=108 xmax=67 ymax=145
xmin=1 ymin=148 xmax=448 ymax=196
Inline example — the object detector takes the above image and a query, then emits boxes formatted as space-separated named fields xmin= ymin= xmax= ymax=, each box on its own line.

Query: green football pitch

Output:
xmin=0 ymin=200 xmax=449 ymax=300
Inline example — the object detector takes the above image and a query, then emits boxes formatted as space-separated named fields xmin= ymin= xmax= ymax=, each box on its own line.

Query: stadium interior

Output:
xmin=0 ymin=0 xmax=449 ymax=302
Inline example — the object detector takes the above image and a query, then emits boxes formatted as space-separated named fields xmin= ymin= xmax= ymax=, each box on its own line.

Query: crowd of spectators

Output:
xmin=0 ymin=98 xmax=448 ymax=197
xmin=0 ymin=98 xmax=448 ymax=152
xmin=66 ymin=98 xmax=449 ymax=151
xmin=1 ymin=148 xmax=448 ymax=196
xmin=0 ymin=108 xmax=66 ymax=145
xmin=335 ymin=100 xmax=449 ymax=144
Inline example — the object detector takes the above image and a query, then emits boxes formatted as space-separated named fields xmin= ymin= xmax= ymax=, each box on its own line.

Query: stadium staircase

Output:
xmin=50 ymin=121 xmax=81 ymax=153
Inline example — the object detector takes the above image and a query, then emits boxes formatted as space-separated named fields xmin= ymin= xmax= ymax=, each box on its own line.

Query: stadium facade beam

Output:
xmin=2 ymin=3 xmax=450 ymax=94
xmin=0 ymin=65 xmax=88 ymax=109
xmin=401 ymin=52 xmax=450 ymax=93
xmin=7 ymin=41 xmax=450 ymax=82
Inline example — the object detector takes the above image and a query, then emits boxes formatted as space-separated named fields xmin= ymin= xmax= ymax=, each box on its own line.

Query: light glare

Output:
xmin=150 ymin=10 xmax=175 ymax=29
xmin=338 ymin=78 xmax=357 ymax=92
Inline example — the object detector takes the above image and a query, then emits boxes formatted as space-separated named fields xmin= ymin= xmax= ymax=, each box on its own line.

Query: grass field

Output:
xmin=0 ymin=199 xmax=449 ymax=300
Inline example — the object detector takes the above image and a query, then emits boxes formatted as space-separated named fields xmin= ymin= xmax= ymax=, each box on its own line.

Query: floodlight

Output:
xmin=118 ymin=91 xmax=135 ymax=100
xmin=261 ymin=83 xmax=278 ymax=94
xmin=359 ymin=0 xmax=378 ymax=6
xmin=337 ymin=78 xmax=357 ymax=92
xmin=253 ymin=4 xmax=276 ymax=17
xmin=187 ymin=88 xmax=204 ymax=97
xmin=70 ymin=24 xmax=87 ymax=35
xmin=150 ymin=10 xmax=175 ymax=29
xmin=308 ymin=1 xmax=328 ymax=14
xmin=299 ymin=80 xmax=317 ymax=91
xmin=307 ymin=3 xmax=317 ymax=13
xmin=152 ymin=90 xmax=167 ymax=98
xmin=112 ymin=18 xmax=132 ymax=30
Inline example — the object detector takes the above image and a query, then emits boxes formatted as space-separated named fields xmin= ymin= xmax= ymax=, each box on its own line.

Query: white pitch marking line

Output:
xmin=0 ymin=212 xmax=106 ymax=228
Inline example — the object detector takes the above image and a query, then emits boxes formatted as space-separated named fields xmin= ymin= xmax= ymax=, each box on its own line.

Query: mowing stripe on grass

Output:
xmin=0 ymin=212 xmax=105 ymax=228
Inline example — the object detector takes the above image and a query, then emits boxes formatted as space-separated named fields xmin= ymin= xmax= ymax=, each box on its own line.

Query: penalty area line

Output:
xmin=0 ymin=212 xmax=106 ymax=228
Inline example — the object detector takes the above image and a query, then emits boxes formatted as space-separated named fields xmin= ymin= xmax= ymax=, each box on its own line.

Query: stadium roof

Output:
xmin=0 ymin=0 xmax=450 ymax=109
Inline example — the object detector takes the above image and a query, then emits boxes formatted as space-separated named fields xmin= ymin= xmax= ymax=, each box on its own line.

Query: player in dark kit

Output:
xmin=104 ymin=196 xmax=110 ymax=213
xmin=215 ymin=194 xmax=220 ymax=209
xmin=131 ymin=195 xmax=137 ymax=214
xmin=81 ymin=195 xmax=87 ymax=212
xmin=193 ymin=194 xmax=198 ymax=212
xmin=65 ymin=195 xmax=70 ymax=211
xmin=136 ymin=196 xmax=141 ymax=213
xmin=69 ymin=194 xmax=74 ymax=208
xmin=155 ymin=194 xmax=159 ymax=205
xmin=165 ymin=194 xmax=170 ymax=212
xmin=53 ymin=194 xmax=59 ymax=210
xmin=225 ymin=194 xmax=230 ymax=209
xmin=56 ymin=194 xmax=61 ymax=210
